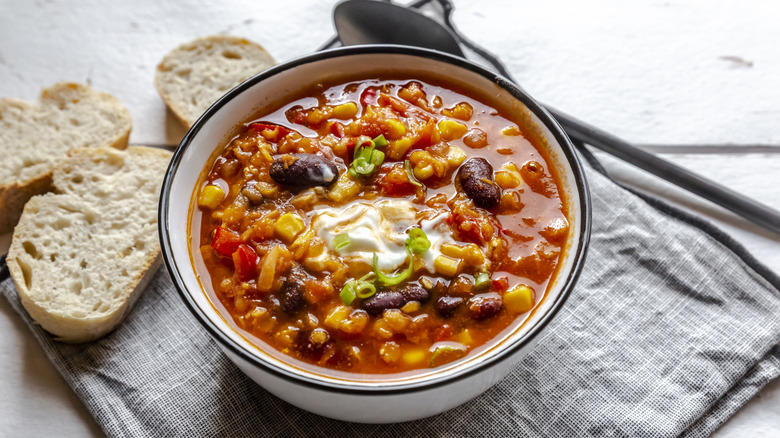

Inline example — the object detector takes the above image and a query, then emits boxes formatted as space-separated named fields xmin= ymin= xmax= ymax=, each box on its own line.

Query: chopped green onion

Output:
xmin=474 ymin=272 xmax=491 ymax=290
xmin=348 ymin=136 xmax=385 ymax=179
xmin=429 ymin=343 xmax=468 ymax=367
xmin=405 ymin=228 xmax=430 ymax=254
xmin=340 ymin=282 xmax=357 ymax=305
xmin=333 ymin=233 xmax=351 ymax=251
xmin=340 ymin=272 xmax=376 ymax=305
xmin=372 ymin=248 xmax=414 ymax=286
xmin=404 ymin=160 xmax=422 ymax=187
xmin=372 ymin=134 xmax=388 ymax=148
xmin=355 ymin=281 xmax=377 ymax=299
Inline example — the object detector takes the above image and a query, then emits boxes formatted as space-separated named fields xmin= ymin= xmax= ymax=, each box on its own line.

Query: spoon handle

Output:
xmin=547 ymin=107 xmax=780 ymax=234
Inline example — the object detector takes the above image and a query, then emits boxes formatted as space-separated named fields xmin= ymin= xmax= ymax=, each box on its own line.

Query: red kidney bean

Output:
xmin=436 ymin=296 xmax=464 ymax=318
xmin=457 ymin=158 xmax=501 ymax=209
xmin=401 ymin=284 xmax=430 ymax=303
xmin=270 ymin=153 xmax=339 ymax=188
xmin=362 ymin=291 xmax=405 ymax=315
xmin=467 ymin=293 xmax=503 ymax=320
xmin=280 ymin=280 xmax=305 ymax=315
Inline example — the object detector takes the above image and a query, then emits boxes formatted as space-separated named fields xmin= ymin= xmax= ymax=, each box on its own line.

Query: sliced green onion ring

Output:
xmin=340 ymin=282 xmax=357 ymax=305
xmin=349 ymin=136 xmax=385 ymax=178
xmin=429 ymin=343 xmax=468 ymax=367
xmin=474 ymin=272 xmax=491 ymax=290
xmin=333 ymin=233 xmax=351 ymax=251
xmin=406 ymin=228 xmax=431 ymax=254
xmin=404 ymin=160 xmax=422 ymax=187
xmin=355 ymin=281 xmax=377 ymax=299
xmin=373 ymin=134 xmax=388 ymax=148
xmin=372 ymin=248 xmax=414 ymax=286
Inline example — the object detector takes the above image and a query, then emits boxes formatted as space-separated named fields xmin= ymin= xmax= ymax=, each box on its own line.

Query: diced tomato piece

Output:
xmin=378 ymin=166 xmax=416 ymax=196
xmin=446 ymin=213 xmax=486 ymax=244
xmin=248 ymin=123 xmax=290 ymax=141
xmin=359 ymin=87 xmax=378 ymax=107
xmin=287 ymin=108 xmax=307 ymax=124
xmin=378 ymin=93 xmax=430 ymax=120
xmin=211 ymin=226 xmax=242 ymax=256
xmin=343 ymin=138 xmax=357 ymax=164
xmin=232 ymin=243 xmax=259 ymax=281
xmin=433 ymin=324 xmax=453 ymax=342
xmin=491 ymin=277 xmax=509 ymax=293
xmin=410 ymin=118 xmax=438 ymax=149
xmin=329 ymin=121 xmax=344 ymax=138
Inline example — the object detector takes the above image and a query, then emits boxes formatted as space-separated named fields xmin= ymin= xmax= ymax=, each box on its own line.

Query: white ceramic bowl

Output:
xmin=159 ymin=46 xmax=591 ymax=423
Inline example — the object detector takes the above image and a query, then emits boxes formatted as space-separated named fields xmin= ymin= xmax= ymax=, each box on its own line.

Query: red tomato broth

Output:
xmin=191 ymin=77 xmax=570 ymax=375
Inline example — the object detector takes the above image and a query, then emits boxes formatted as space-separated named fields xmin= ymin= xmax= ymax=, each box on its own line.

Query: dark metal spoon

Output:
xmin=334 ymin=0 xmax=464 ymax=57
xmin=333 ymin=0 xmax=780 ymax=235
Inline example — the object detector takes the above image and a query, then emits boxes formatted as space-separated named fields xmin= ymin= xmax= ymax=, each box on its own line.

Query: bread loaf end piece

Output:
xmin=155 ymin=35 xmax=276 ymax=127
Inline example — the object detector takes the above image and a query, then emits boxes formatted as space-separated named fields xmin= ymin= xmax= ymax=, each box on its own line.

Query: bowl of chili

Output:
xmin=159 ymin=45 xmax=591 ymax=422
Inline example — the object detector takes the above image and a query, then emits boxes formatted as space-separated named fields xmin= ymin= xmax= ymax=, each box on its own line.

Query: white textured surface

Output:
xmin=0 ymin=0 xmax=778 ymax=436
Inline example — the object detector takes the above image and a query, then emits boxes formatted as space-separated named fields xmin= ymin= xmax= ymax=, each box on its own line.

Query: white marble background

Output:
xmin=0 ymin=0 xmax=778 ymax=436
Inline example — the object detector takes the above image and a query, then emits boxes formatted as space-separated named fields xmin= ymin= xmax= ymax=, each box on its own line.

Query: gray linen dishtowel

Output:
xmin=2 ymin=156 xmax=779 ymax=438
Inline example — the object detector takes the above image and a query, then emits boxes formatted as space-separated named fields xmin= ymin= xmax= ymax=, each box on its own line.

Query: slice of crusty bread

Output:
xmin=6 ymin=146 xmax=172 ymax=343
xmin=155 ymin=35 xmax=276 ymax=128
xmin=0 ymin=82 xmax=132 ymax=234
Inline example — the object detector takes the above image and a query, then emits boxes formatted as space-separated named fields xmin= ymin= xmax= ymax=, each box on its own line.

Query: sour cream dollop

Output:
xmin=311 ymin=199 xmax=456 ymax=272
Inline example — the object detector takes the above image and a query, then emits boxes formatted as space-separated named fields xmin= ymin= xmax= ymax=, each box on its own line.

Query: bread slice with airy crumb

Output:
xmin=0 ymin=82 xmax=132 ymax=234
xmin=155 ymin=35 xmax=276 ymax=128
xmin=6 ymin=146 xmax=172 ymax=343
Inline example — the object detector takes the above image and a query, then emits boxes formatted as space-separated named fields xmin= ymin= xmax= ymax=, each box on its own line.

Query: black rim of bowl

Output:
xmin=159 ymin=44 xmax=592 ymax=395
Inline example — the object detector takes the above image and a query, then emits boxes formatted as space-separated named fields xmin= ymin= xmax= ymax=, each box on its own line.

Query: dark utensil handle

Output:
xmin=0 ymin=254 xmax=8 ymax=282
xmin=547 ymin=107 xmax=780 ymax=234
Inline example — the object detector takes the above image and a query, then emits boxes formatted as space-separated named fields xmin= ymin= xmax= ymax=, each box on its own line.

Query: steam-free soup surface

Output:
xmin=195 ymin=78 xmax=569 ymax=374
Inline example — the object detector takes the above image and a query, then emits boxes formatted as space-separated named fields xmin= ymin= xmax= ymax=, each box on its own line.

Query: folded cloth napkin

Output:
xmin=1 ymin=151 xmax=779 ymax=437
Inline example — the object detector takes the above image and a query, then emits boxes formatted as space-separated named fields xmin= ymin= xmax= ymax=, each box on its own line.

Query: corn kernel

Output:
xmin=455 ymin=329 xmax=473 ymax=345
xmin=502 ymin=125 xmax=521 ymax=136
xmin=414 ymin=164 xmax=435 ymax=180
xmin=289 ymin=229 xmax=314 ymax=260
xmin=383 ymin=119 xmax=407 ymax=139
xmin=446 ymin=145 xmax=467 ymax=168
xmin=434 ymin=255 xmax=463 ymax=277
xmin=328 ymin=172 xmax=362 ymax=202
xmin=255 ymin=181 xmax=279 ymax=198
xmin=275 ymin=325 xmax=300 ymax=348
xmin=388 ymin=137 xmax=413 ymax=160
xmin=340 ymin=310 xmax=369 ymax=334
xmin=275 ymin=213 xmax=305 ymax=243
xmin=383 ymin=309 xmax=412 ymax=332
xmin=449 ymin=102 xmax=474 ymax=121
xmin=306 ymin=108 xmax=329 ymax=125
xmin=197 ymin=185 xmax=225 ymax=209
xmin=437 ymin=119 xmax=468 ymax=140
xmin=331 ymin=102 xmax=358 ymax=119
xmin=401 ymin=301 xmax=421 ymax=313
xmin=324 ymin=305 xmax=351 ymax=329
xmin=465 ymin=244 xmax=485 ymax=266
xmin=504 ymin=284 xmax=535 ymax=314
xmin=379 ymin=342 xmax=402 ymax=364
xmin=440 ymin=244 xmax=483 ymax=266
xmin=372 ymin=319 xmax=394 ymax=340
xmin=309 ymin=328 xmax=330 ymax=346
xmin=402 ymin=349 xmax=426 ymax=366
xmin=495 ymin=171 xmax=522 ymax=189
xmin=440 ymin=244 xmax=464 ymax=259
